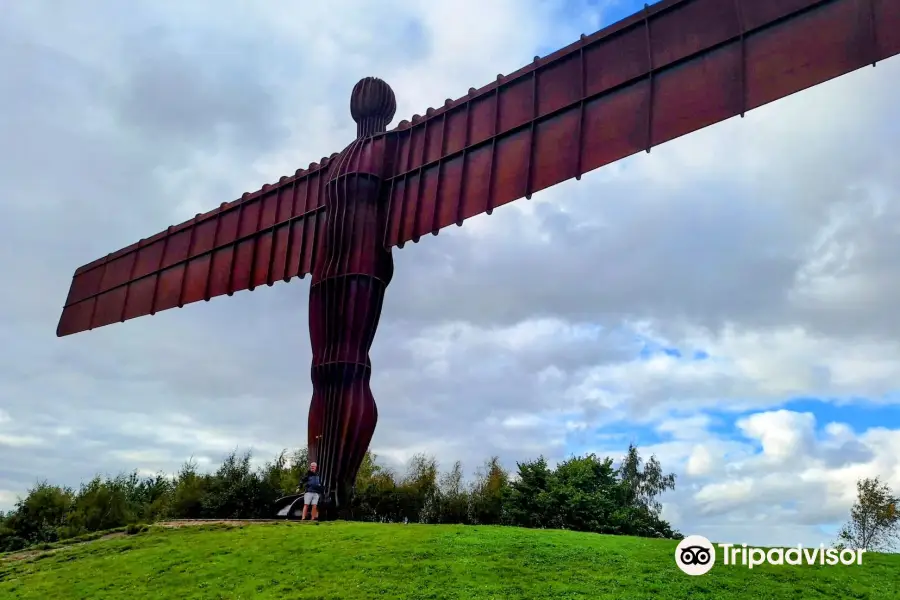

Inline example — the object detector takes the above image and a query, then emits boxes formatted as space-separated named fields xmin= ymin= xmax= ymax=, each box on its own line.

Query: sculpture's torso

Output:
xmin=311 ymin=134 xmax=394 ymax=282
xmin=309 ymin=132 xmax=395 ymax=367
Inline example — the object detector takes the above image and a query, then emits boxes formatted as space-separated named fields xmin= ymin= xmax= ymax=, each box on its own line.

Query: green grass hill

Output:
xmin=1 ymin=521 xmax=897 ymax=599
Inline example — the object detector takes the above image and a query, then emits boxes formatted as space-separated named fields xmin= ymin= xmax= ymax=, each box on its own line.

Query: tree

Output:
xmin=436 ymin=461 xmax=469 ymax=524
xmin=4 ymin=481 xmax=74 ymax=544
xmin=837 ymin=476 xmax=899 ymax=552
xmin=351 ymin=452 xmax=400 ymax=522
xmin=64 ymin=475 xmax=140 ymax=535
xmin=503 ymin=456 xmax=555 ymax=528
xmin=618 ymin=443 xmax=676 ymax=516
xmin=469 ymin=456 xmax=509 ymax=525
xmin=501 ymin=451 xmax=680 ymax=538
xmin=399 ymin=453 xmax=440 ymax=522
xmin=169 ymin=460 xmax=202 ymax=518
xmin=551 ymin=454 xmax=620 ymax=532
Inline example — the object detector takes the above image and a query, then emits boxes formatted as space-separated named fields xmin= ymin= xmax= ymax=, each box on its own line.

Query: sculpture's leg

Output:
xmin=307 ymin=365 xmax=377 ymax=510
xmin=308 ymin=270 xmax=388 ymax=512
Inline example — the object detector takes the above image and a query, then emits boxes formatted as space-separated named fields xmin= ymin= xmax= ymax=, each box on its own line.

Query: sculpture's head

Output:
xmin=350 ymin=77 xmax=396 ymax=137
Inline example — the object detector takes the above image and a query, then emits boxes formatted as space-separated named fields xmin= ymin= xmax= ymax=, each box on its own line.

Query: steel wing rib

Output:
xmin=382 ymin=0 xmax=899 ymax=249
xmin=56 ymin=162 xmax=333 ymax=337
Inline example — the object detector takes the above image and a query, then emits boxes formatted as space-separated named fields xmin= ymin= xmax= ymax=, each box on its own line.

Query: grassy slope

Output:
xmin=1 ymin=522 xmax=897 ymax=600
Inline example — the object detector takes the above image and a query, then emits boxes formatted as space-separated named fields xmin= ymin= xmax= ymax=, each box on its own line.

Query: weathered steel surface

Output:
xmin=307 ymin=78 xmax=397 ymax=510
xmin=57 ymin=0 xmax=899 ymax=338
xmin=56 ymin=161 xmax=330 ymax=336
xmin=382 ymin=0 xmax=899 ymax=248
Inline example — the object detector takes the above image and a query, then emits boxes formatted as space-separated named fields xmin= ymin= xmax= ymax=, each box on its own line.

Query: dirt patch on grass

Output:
xmin=1 ymin=521 xmax=299 ymax=562
xmin=1 ymin=532 xmax=128 ymax=563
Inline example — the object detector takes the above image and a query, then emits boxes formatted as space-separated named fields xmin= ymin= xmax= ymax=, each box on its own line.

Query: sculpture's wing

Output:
xmin=383 ymin=0 xmax=899 ymax=248
xmin=57 ymin=162 xmax=334 ymax=337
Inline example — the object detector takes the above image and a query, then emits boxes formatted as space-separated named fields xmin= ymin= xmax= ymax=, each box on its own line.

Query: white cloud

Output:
xmin=611 ymin=409 xmax=900 ymax=546
xmin=0 ymin=434 xmax=45 ymax=449
xmin=737 ymin=410 xmax=816 ymax=462
xmin=685 ymin=446 xmax=713 ymax=477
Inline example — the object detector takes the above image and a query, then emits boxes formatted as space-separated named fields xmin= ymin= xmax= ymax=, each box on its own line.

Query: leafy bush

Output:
xmin=1 ymin=444 xmax=681 ymax=551
xmin=125 ymin=523 xmax=150 ymax=535
xmin=3 ymin=481 xmax=74 ymax=545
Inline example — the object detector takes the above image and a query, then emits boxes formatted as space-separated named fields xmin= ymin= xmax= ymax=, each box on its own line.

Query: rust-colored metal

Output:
xmin=56 ymin=0 xmax=899 ymax=508
xmin=381 ymin=0 xmax=899 ymax=248
xmin=56 ymin=168 xmax=329 ymax=336
xmin=307 ymin=77 xmax=397 ymax=510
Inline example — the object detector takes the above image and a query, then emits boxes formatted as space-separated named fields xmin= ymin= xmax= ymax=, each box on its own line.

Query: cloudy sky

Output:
xmin=2 ymin=0 xmax=899 ymax=548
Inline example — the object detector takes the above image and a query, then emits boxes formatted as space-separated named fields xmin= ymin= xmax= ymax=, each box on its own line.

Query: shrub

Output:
xmin=2 ymin=445 xmax=681 ymax=549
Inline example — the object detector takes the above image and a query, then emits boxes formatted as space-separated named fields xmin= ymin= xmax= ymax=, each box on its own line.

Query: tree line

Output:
xmin=0 ymin=444 xmax=680 ymax=552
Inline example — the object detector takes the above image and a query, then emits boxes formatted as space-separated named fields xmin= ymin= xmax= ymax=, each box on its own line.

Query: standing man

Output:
xmin=297 ymin=462 xmax=325 ymax=521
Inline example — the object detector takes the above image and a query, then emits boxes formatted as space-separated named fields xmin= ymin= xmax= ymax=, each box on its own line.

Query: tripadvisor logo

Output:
xmin=675 ymin=535 xmax=716 ymax=575
xmin=674 ymin=535 xmax=866 ymax=575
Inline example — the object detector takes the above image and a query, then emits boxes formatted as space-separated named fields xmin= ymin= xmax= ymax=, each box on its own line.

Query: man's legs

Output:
xmin=311 ymin=493 xmax=319 ymax=521
xmin=301 ymin=492 xmax=315 ymax=520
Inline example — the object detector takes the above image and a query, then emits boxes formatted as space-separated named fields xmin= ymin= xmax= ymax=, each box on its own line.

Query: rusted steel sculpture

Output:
xmin=57 ymin=0 xmax=899 ymax=511
xmin=306 ymin=78 xmax=397 ymax=508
